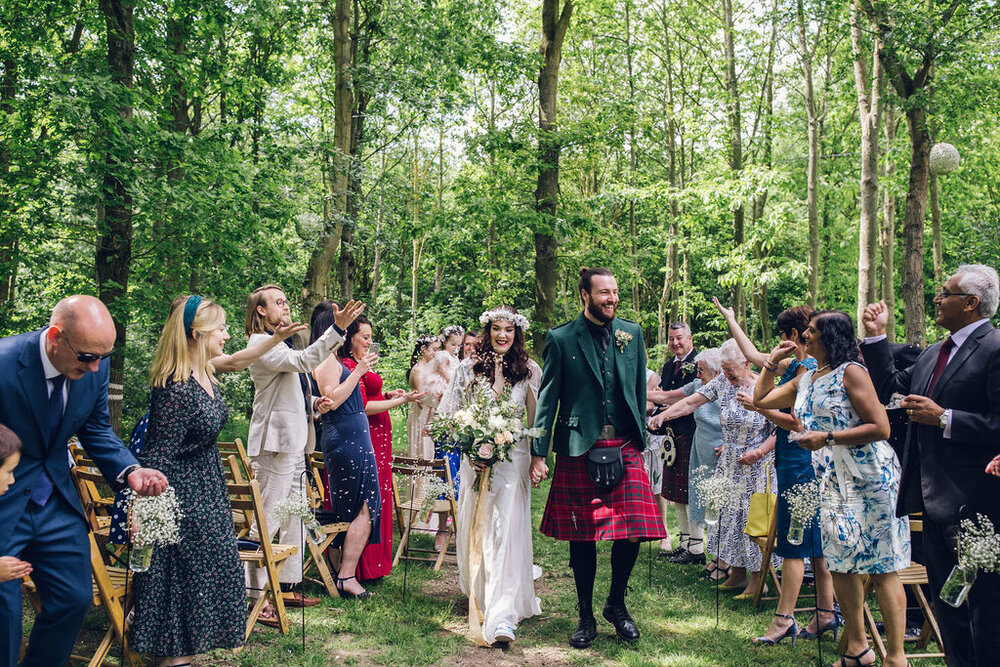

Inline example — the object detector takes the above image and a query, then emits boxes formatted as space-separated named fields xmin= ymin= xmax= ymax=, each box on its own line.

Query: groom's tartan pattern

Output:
xmin=540 ymin=438 xmax=667 ymax=542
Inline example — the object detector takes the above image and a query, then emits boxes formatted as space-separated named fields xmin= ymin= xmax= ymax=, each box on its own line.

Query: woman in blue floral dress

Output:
xmin=755 ymin=310 xmax=909 ymax=667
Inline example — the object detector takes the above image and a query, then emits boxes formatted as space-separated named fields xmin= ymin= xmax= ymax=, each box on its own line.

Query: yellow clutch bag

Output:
xmin=744 ymin=461 xmax=776 ymax=538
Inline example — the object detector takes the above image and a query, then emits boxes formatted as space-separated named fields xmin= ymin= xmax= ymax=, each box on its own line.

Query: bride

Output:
xmin=438 ymin=306 xmax=542 ymax=646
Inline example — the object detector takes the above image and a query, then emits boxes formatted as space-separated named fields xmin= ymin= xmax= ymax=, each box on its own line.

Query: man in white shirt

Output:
xmin=243 ymin=285 xmax=363 ymax=617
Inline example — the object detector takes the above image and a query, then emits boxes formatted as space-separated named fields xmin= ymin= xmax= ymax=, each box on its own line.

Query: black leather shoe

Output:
xmin=668 ymin=550 xmax=707 ymax=565
xmin=569 ymin=616 xmax=598 ymax=649
xmin=602 ymin=599 xmax=640 ymax=642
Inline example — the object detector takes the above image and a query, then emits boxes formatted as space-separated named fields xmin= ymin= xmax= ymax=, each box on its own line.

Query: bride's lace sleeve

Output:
xmin=438 ymin=358 xmax=474 ymax=415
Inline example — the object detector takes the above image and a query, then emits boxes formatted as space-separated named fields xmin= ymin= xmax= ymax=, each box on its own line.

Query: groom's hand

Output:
xmin=529 ymin=456 xmax=549 ymax=488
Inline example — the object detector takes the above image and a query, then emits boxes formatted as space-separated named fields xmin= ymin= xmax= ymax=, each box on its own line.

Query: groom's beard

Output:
xmin=586 ymin=299 xmax=616 ymax=323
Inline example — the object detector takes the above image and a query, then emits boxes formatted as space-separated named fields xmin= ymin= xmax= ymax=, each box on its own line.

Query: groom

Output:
xmin=530 ymin=267 xmax=666 ymax=647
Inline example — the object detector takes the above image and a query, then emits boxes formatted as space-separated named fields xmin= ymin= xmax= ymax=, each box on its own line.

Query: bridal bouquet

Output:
xmin=428 ymin=381 xmax=543 ymax=492
xmin=940 ymin=513 xmax=1000 ymax=607
xmin=274 ymin=493 xmax=326 ymax=547
xmin=783 ymin=479 xmax=820 ymax=546
xmin=692 ymin=465 xmax=742 ymax=526
xmin=122 ymin=486 xmax=183 ymax=572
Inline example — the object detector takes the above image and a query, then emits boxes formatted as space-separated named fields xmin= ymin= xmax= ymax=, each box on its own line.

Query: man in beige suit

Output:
xmin=243 ymin=284 xmax=363 ymax=618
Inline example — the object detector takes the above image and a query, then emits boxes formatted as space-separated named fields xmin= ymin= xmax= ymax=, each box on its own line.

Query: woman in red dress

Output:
xmin=338 ymin=316 xmax=425 ymax=582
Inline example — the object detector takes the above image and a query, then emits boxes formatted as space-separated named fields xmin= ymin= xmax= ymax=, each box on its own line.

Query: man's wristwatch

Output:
xmin=939 ymin=409 xmax=951 ymax=430
xmin=826 ymin=431 xmax=835 ymax=446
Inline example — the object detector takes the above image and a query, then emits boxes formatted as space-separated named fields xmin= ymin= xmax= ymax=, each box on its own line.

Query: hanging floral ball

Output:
xmin=930 ymin=143 xmax=961 ymax=175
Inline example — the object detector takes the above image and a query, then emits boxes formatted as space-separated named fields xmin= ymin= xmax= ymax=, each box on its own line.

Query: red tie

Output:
xmin=925 ymin=336 xmax=955 ymax=395
xmin=673 ymin=359 xmax=681 ymax=376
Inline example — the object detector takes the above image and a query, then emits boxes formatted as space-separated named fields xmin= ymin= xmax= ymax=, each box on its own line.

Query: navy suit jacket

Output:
xmin=0 ymin=330 xmax=136 ymax=549
xmin=862 ymin=323 xmax=1000 ymax=525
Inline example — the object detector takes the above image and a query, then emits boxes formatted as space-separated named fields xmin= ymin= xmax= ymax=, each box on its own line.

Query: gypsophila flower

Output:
xmin=692 ymin=465 xmax=742 ymax=515
xmin=783 ymin=479 xmax=821 ymax=528
xmin=274 ymin=494 xmax=314 ymax=522
xmin=957 ymin=514 xmax=1000 ymax=572
xmin=614 ymin=330 xmax=633 ymax=353
xmin=125 ymin=486 xmax=183 ymax=548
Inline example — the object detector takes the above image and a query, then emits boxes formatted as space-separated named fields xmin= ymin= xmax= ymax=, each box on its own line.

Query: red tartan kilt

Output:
xmin=661 ymin=432 xmax=692 ymax=503
xmin=540 ymin=438 xmax=667 ymax=542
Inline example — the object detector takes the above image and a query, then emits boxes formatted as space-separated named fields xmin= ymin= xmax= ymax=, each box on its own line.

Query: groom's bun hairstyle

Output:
xmin=0 ymin=424 xmax=21 ymax=466
xmin=578 ymin=267 xmax=614 ymax=303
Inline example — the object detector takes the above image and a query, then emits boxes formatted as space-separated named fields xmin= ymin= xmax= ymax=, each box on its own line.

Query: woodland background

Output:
xmin=2 ymin=0 xmax=999 ymax=436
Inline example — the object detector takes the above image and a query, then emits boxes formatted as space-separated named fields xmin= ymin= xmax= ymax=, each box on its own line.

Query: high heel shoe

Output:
xmin=335 ymin=575 xmax=372 ymax=600
xmin=827 ymin=646 xmax=874 ymax=667
xmin=701 ymin=565 xmax=730 ymax=582
xmin=799 ymin=607 xmax=843 ymax=640
xmin=753 ymin=613 xmax=798 ymax=646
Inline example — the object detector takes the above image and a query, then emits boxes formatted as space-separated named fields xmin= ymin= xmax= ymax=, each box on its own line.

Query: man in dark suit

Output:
xmin=0 ymin=295 xmax=168 ymax=666
xmin=861 ymin=264 xmax=1000 ymax=667
xmin=649 ymin=323 xmax=699 ymax=561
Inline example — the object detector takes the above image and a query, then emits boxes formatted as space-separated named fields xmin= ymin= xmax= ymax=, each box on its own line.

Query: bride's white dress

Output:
xmin=439 ymin=359 xmax=542 ymax=644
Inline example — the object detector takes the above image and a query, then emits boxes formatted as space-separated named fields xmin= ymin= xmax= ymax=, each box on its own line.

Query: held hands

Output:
xmin=712 ymin=297 xmax=736 ymax=322
xmin=272 ymin=321 xmax=308 ymax=342
xmin=314 ymin=397 xmax=336 ymax=415
xmin=0 ymin=556 xmax=32 ymax=582
xmin=900 ymin=395 xmax=945 ymax=426
xmin=529 ymin=456 xmax=549 ymax=488
xmin=985 ymin=454 xmax=1000 ymax=477
xmin=333 ymin=300 xmax=366 ymax=331
xmin=862 ymin=300 xmax=889 ymax=337
xmin=128 ymin=468 xmax=168 ymax=496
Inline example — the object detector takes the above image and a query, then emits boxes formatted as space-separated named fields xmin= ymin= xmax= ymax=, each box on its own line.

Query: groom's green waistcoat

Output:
xmin=531 ymin=314 xmax=647 ymax=458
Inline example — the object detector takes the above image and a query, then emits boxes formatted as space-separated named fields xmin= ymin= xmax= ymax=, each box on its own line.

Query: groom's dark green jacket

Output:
xmin=531 ymin=314 xmax=647 ymax=458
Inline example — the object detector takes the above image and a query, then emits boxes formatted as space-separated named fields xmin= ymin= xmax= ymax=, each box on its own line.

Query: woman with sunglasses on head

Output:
xmin=130 ymin=295 xmax=304 ymax=667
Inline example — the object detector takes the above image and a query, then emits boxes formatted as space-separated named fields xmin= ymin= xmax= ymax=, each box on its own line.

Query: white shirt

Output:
xmin=864 ymin=318 xmax=990 ymax=438
xmin=39 ymin=328 xmax=68 ymax=412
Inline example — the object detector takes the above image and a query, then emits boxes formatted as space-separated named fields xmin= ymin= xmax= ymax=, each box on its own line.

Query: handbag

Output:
xmin=744 ymin=461 xmax=777 ymax=539
xmin=588 ymin=445 xmax=625 ymax=489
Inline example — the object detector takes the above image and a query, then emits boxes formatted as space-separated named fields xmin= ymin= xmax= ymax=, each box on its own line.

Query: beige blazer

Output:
xmin=246 ymin=325 xmax=344 ymax=457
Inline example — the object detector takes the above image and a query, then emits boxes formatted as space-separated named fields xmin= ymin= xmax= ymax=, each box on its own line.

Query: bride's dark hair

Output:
xmin=472 ymin=307 xmax=530 ymax=386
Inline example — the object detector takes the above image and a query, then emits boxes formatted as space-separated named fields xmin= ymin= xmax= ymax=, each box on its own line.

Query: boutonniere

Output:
xmin=681 ymin=361 xmax=697 ymax=375
xmin=614 ymin=330 xmax=633 ymax=353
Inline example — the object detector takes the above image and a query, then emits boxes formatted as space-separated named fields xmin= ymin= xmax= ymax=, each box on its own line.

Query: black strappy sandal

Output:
xmin=335 ymin=575 xmax=373 ymax=600
xmin=828 ymin=646 xmax=874 ymax=667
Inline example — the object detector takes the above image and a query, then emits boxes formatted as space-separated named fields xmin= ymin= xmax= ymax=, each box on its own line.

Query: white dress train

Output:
xmin=439 ymin=359 xmax=542 ymax=644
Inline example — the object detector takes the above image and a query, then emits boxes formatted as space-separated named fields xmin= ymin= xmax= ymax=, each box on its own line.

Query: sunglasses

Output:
xmin=61 ymin=332 xmax=113 ymax=363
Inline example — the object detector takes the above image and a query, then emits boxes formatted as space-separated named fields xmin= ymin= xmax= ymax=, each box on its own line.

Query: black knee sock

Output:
xmin=609 ymin=540 xmax=641 ymax=605
xmin=569 ymin=541 xmax=597 ymax=619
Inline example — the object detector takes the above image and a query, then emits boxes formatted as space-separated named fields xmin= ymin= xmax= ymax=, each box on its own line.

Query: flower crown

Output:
xmin=478 ymin=307 xmax=530 ymax=331
xmin=417 ymin=334 xmax=437 ymax=346
xmin=440 ymin=325 xmax=465 ymax=341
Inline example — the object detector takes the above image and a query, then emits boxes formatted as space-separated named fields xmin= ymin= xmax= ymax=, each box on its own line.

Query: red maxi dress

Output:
xmin=342 ymin=357 xmax=394 ymax=581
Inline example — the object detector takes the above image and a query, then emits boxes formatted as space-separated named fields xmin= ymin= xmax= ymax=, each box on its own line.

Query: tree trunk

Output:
xmin=302 ymin=0 xmax=352 ymax=312
xmin=851 ymin=0 xmax=881 ymax=336
xmin=930 ymin=170 xmax=942 ymax=284
xmin=0 ymin=60 xmax=18 ymax=321
xmin=901 ymin=106 xmax=930 ymax=345
xmin=721 ymin=0 xmax=745 ymax=321
xmin=533 ymin=0 xmax=573 ymax=346
xmin=880 ymin=100 xmax=898 ymax=341
xmin=97 ymin=0 xmax=136 ymax=435
xmin=796 ymin=0 xmax=820 ymax=308
xmin=370 ymin=149 xmax=386 ymax=300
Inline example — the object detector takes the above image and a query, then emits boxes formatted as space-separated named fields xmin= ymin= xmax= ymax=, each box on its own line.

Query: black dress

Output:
xmin=320 ymin=364 xmax=381 ymax=545
xmin=131 ymin=378 xmax=244 ymax=656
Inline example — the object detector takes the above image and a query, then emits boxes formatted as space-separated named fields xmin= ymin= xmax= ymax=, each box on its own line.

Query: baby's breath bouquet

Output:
xmin=940 ymin=513 xmax=1000 ymax=607
xmin=693 ymin=465 xmax=742 ymax=526
xmin=274 ymin=493 xmax=326 ymax=546
xmin=428 ymin=380 xmax=543 ymax=492
xmin=783 ymin=479 xmax=820 ymax=546
xmin=394 ymin=471 xmax=454 ymax=514
xmin=124 ymin=486 xmax=183 ymax=572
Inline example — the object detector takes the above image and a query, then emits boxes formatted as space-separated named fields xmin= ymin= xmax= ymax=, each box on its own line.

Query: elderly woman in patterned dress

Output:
xmin=650 ymin=339 xmax=781 ymax=598
xmin=755 ymin=311 xmax=909 ymax=667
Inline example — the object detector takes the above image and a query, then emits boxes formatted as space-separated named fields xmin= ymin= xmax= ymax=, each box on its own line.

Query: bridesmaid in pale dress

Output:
xmin=406 ymin=336 xmax=440 ymax=460
xmin=430 ymin=325 xmax=464 ymax=549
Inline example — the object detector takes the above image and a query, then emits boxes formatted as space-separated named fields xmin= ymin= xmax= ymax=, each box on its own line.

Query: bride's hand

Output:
xmin=529 ymin=456 xmax=549 ymax=488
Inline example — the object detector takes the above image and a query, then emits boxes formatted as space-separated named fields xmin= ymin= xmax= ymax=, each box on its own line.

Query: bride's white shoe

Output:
xmin=494 ymin=623 xmax=515 ymax=644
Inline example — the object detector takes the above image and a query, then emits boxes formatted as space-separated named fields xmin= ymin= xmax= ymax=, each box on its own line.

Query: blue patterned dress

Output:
xmin=774 ymin=357 xmax=822 ymax=558
xmin=794 ymin=363 xmax=910 ymax=573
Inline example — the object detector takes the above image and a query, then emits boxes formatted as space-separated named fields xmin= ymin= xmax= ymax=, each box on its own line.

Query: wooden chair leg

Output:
xmin=912 ymin=583 xmax=945 ymax=651
xmin=264 ymin=562 xmax=289 ymax=634
xmin=246 ymin=593 xmax=269 ymax=641
xmin=306 ymin=539 xmax=339 ymax=598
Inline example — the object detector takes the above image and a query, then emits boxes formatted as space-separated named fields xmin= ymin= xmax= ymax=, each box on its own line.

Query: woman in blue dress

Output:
xmin=714 ymin=299 xmax=837 ymax=645
xmin=755 ymin=310 xmax=909 ymax=667
xmin=311 ymin=301 xmax=382 ymax=599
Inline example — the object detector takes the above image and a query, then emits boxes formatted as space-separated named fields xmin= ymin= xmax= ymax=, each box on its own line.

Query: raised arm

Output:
xmin=648 ymin=392 xmax=709 ymax=429
xmin=713 ymin=297 xmax=771 ymax=369
xmin=211 ymin=322 xmax=307 ymax=373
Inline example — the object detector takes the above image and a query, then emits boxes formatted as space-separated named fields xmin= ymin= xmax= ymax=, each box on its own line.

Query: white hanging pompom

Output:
xmin=930 ymin=142 xmax=961 ymax=175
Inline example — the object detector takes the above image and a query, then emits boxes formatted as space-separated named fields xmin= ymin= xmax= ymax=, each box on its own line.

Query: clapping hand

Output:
xmin=333 ymin=300 xmax=366 ymax=331
xmin=985 ymin=454 xmax=1000 ymax=477
xmin=0 ymin=556 xmax=32 ymax=582
xmin=128 ymin=467 xmax=169 ymax=496
xmin=272 ymin=321 xmax=308 ymax=342
xmin=862 ymin=300 xmax=889 ymax=337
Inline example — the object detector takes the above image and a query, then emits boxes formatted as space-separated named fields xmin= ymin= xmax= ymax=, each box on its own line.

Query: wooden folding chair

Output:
xmin=299 ymin=452 xmax=351 ymax=597
xmin=841 ymin=516 xmax=946 ymax=662
xmin=391 ymin=456 xmax=458 ymax=572
xmin=218 ymin=438 xmax=254 ymax=480
xmin=747 ymin=509 xmax=783 ymax=608
xmin=228 ymin=474 xmax=299 ymax=637
xmin=22 ymin=532 xmax=140 ymax=666
xmin=69 ymin=450 xmax=116 ymax=526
